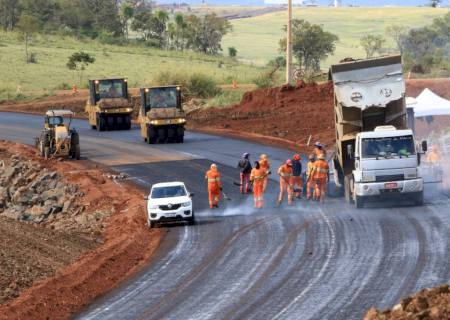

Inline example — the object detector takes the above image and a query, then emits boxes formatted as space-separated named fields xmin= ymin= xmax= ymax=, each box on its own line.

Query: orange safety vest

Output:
xmin=259 ymin=159 xmax=270 ymax=173
xmin=312 ymin=159 xmax=329 ymax=179
xmin=278 ymin=164 xmax=293 ymax=181
xmin=427 ymin=151 xmax=440 ymax=164
xmin=250 ymin=168 xmax=265 ymax=183
xmin=205 ymin=169 xmax=221 ymax=188
xmin=306 ymin=161 xmax=315 ymax=177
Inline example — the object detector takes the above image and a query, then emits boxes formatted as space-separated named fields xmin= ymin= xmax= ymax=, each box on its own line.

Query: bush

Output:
xmin=28 ymin=52 xmax=38 ymax=64
xmin=228 ymin=47 xmax=237 ymax=57
xmin=154 ymin=71 xmax=220 ymax=99
xmin=98 ymin=31 xmax=126 ymax=45
xmin=252 ymin=73 xmax=274 ymax=89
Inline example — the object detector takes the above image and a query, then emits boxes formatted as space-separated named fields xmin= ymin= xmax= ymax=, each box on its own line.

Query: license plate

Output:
xmin=384 ymin=182 xmax=398 ymax=189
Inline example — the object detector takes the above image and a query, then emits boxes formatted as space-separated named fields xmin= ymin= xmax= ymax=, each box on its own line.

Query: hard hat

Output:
xmin=318 ymin=154 xmax=326 ymax=160
xmin=286 ymin=159 xmax=292 ymax=166
xmin=293 ymin=154 xmax=301 ymax=161
xmin=260 ymin=154 xmax=268 ymax=160
xmin=314 ymin=141 xmax=322 ymax=148
xmin=211 ymin=163 xmax=217 ymax=169
xmin=309 ymin=154 xmax=315 ymax=160
xmin=243 ymin=152 xmax=250 ymax=159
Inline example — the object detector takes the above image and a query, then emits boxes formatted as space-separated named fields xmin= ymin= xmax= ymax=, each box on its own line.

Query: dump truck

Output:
xmin=35 ymin=110 xmax=80 ymax=160
xmin=330 ymin=55 xmax=427 ymax=207
xmin=85 ymin=78 xmax=133 ymax=131
xmin=139 ymin=85 xmax=186 ymax=144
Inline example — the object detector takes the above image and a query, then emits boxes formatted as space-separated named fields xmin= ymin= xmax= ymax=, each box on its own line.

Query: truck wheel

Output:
xmin=178 ymin=135 xmax=184 ymax=143
xmin=344 ymin=175 xmax=354 ymax=204
xmin=125 ymin=116 xmax=131 ymax=130
xmin=414 ymin=192 xmax=424 ymax=206
xmin=107 ymin=116 xmax=114 ymax=131
xmin=39 ymin=140 xmax=45 ymax=157
xmin=74 ymin=144 xmax=80 ymax=160
xmin=157 ymin=128 xmax=167 ymax=143
xmin=97 ymin=116 xmax=106 ymax=132
xmin=148 ymin=126 xmax=157 ymax=144
xmin=355 ymin=195 xmax=365 ymax=209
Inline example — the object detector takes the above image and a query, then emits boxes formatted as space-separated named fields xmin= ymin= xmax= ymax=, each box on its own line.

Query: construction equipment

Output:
xmin=330 ymin=55 xmax=427 ymax=207
xmin=85 ymin=78 xmax=133 ymax=131
xmin=35 ymin=110 xmax=80 ymax=160
xmin=139 ymin=85 xmax=186 ymax=144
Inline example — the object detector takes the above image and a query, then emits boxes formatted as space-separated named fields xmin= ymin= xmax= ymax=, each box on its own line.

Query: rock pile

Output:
xmin=0 ymin=153 xmax=84 ymax=227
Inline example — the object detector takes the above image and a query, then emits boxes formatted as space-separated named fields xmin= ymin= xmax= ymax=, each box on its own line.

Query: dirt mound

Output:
xmin=365 ymin=284 xmax=450 ymax=320
xmin=0 ymin=141 xmax=163 ymax=319
xmin=188 ymin=78 xmax=450 ymax=152
xmin=188 ymin=81 xmax=335 ymax=153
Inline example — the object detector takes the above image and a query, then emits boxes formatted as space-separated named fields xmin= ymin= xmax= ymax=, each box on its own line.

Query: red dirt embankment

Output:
xmin=188 ymin=78 xmax=450 ymax=153
xmin=0 ymin=141 xmax=163 ymax=320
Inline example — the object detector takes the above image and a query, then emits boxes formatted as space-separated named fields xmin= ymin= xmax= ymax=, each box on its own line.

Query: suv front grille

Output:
xmin=376 ymin=174 xmax=404 ymax=182
xmin=159 ymin=204 xmax=181 ymax=211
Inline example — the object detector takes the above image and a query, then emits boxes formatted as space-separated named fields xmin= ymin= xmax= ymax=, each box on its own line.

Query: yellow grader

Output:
xmin=85 ymin=78 xmax=134 ymax=131
xmin=35 ymin=110 xmax=80 ymax=160
xmin=139 ymin=86 xmax=186 ymax=144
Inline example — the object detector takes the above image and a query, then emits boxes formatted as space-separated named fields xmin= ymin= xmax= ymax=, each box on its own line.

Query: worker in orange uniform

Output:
xmin=250 ymin=161 xmax=265 ymax=209
xmin=312 ymin=154 xmax=329 ymax=203
xmin=314 ymin=142 xmax=326 ymax=159
xmin=259 ymin=154 xmax=271 ymax=192
xmin=205 ymin=164 xmax=222 ymax=209
xmin=277 ymin=159 xmax=294 ymax=206
xmin=291 ymin=154 xmax=303 ymax=198
xmin=427 ymin=145 xmax=441 ymax=164
xmin=306 ymin=154 xmax=316 ymax=200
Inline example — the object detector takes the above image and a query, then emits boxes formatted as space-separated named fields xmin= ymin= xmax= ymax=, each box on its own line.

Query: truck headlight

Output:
xmin=362 ymin=174 xmax=376 ymax=182
xmin=178 ymin=118 xmax=186 ymax=123
xmin=406 ymin=170 xmax=417 ymax=179
xmin=181 ymin=202 xmax=191 ymax=207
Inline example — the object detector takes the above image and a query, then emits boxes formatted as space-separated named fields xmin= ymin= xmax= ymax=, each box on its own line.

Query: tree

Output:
xmin=385 ymin=25 xmax=407 ymax=54
xmin=120 ymin=2 xmax=134 ymax=39
xmin=174 ymin=13 xmax=187 ymax=50
xmin=16 ymin=14 xmax=41 ymax=63
xmin=0 ymin=0 xmax=21 ymax=31
xmin=360 ymin=34 xmax=385 ymax=58
xmin=279 ymin=19 xmax=338 ymax=74
xmin=429 ymin=0 xmax=441 ymax=7
xmin=66 ymin=51 xmax=95 ymax=84
xmin=228 ymin=47 xmax=237 ymax=57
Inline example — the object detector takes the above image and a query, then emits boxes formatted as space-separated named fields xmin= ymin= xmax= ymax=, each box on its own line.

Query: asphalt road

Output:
xmin=1 ymin=112 xmax=449 ymax=320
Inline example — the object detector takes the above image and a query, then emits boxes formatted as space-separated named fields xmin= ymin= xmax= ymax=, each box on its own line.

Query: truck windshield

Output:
xmin=151 ymin=186 xmax=186 ymax=199
xmin=362 ymin=135 xmax=415 ymax=158
xmin=48 ymin=116 xmax=64 ymax=127
xmin=98 ymin=80 xmax=124 ymax=99
xmin=148 ymin=87 xmax=178 ymax=109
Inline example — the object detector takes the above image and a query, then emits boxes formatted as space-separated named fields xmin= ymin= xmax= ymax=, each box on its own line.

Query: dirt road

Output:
xmin=1 ymin=112 xmax=450 ymax=319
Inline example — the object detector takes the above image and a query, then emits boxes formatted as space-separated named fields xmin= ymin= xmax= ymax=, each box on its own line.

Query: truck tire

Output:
xmin=39 ymin=140 xmax=45 ymax=157
xmin=71 ymin=132 xmax=79 ymax=145
xmin=167 ymin=128 xmax=176 ymax=142
xmin=344 ymin=175 xmax=354 ymax=204
xmin=125 ymin=116 xmax=131 ymax=130
xmin=355 ymin=195 xmax=365 ymax=208
xmin=177 ymin=127 xmax=185 ymax=143
xmin=414 ymin=191 xmax=424 ymax=206
xmin=74 ymin=144 xmax=80 ymax=160
xmin=148 ymin=126 xmax=157 ymax=144
xmin=44 ymin=146 xmax=50 ymax=159
xmin=157 ymin=128 xmax=167 ymax=143
xmin=107 ymin=116 xmax=114 ymax=130
xmin=97 ymin=116 xmax=106 ymax=132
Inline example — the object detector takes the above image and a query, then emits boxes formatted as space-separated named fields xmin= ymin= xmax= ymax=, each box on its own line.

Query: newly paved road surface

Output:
xmin=1 ymin=112 xmax=449 ymax=320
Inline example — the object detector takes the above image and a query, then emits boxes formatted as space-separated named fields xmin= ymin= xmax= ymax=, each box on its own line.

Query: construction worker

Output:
xmin=306 ymin=154 xmax=316 ymax=200
xmin=427 ymin=145 xmax=441 ymax=164
xmin=277 ymin=159 xmax=293 ymax=206
xmin=259 ymin=154 xmax=271 ymax=192
xmin=205 ymin=164 xmax=222 ymax=209
xmin=291 ymin=154 xmax=303 ymax=198
xmin=250 ymin=161 xmax=265 ymax=209
xmin=237 ymin=153 xmax=252 ymax=194
xmin=312 ymin=154 xmax=329 ymax=203
xmin=314 ymin=141 xmax=326 ymax=159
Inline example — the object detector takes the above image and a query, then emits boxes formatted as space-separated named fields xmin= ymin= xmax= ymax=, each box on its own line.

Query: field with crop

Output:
xmin=222 ymin=7 xmax=449 ymax=66
xmin=0 ymin=32 xmax=263 ymax=101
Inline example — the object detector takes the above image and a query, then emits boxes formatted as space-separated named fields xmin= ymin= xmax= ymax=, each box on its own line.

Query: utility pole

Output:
xmin=286 ymin=0 xmax=293 ymax=84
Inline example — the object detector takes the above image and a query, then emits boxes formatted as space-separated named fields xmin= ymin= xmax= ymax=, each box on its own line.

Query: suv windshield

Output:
xmin=148 ymin=87 xmax=178 ymax=109
xmin=151 ymin=186 xmax=186 ymax=199
xmin=98 ymin=80 xmax=124 ymax=99
xmin=362 ymin=135 xmax=415 ymax=158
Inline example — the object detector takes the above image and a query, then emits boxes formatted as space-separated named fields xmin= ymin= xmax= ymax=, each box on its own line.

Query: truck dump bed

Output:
xmin=330 ymin=55 xmax=407 ymax=176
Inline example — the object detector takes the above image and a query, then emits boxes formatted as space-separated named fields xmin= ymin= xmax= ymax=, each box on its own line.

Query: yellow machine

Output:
xmin=139 ymin=86 xmax=186 ymax=143
xmin=85 ymin=78 xmax=133 ymax=131
xmin=35 ymin=110 xmax=80 ymax=160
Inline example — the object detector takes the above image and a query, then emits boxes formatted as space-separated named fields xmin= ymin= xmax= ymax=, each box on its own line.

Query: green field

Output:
xmin=0 ymin=32 xmax=263 ymax=101
xmin=222 ymin=7 xmax=449 ymax=66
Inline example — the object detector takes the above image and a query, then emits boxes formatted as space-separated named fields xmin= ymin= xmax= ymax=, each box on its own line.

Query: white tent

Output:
xmin=413 ymin=88 xmax=450 ymax=117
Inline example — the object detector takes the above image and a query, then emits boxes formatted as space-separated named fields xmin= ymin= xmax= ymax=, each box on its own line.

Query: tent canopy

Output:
xmin=413 ymin=88 xmax=450 ymax=117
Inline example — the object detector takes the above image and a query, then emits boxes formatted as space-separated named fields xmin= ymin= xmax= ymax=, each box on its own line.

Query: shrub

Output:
xmin=28 ymin=52 xmax=38 ymax=64
xmin=228 ymin=47 xmax=237 ymax=57
xmin=154 ymin=71 xmax=220 ymax=99
xmin=252 ymin=73 xmax=274 ymax=89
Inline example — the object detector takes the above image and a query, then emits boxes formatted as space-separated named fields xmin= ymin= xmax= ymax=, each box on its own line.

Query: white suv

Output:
xmin=146 ymin=182 xmax=195 ymax=228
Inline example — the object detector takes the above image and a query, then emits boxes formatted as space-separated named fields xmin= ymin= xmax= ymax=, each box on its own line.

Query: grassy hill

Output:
xmin=0 ymin=32 xmax=262 ymax=101
xmin=222 ymin=7 xmax=449 ymax=66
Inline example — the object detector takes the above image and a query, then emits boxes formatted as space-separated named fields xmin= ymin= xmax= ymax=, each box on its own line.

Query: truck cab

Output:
xmin=349 ymin=126 xmax=425 ymax=207
xmin=139 ymin=85 xmax=186 ymax=144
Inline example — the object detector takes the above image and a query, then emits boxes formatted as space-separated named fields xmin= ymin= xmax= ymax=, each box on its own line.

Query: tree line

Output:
xmin=0 ymin=0 xmax=232 ymax=55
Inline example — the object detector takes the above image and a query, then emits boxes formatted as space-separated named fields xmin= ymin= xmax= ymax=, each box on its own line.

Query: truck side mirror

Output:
xmin=421 ymin=140 xmax=428 ymax=152
xmin=347 ymin=145 xmax=354 ymax=159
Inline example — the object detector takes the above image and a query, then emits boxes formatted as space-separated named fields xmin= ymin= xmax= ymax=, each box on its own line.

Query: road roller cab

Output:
xmin=35 ymin=110 xmax=80 ymax=160
xmin=139 ymin=85 xmax=186 ymax=144
xmin=85 ymin=78 xmax=134 ymax=131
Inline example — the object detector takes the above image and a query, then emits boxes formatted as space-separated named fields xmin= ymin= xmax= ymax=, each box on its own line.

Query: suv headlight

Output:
xmin=148 ymin=203 xmax=158 ymax=209
xmin=181 ymin=202 xmax=191 ymax=207
xmin=362 ymin=173 xmax=376 ymax=182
